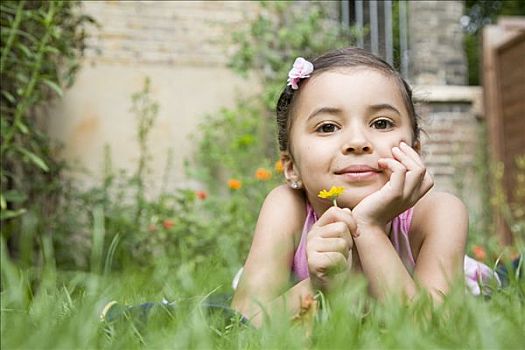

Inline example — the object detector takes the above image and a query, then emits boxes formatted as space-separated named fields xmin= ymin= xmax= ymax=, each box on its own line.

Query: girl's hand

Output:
xmin=306 ymin=206 xmax=357 ymax=291
xmin=352 ymin=142 xmax=434 ymax=229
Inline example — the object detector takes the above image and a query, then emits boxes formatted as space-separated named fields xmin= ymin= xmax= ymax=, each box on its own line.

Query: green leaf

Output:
xmin=42 ymin=79 xmax=63 ymax=97
xmin=16 ymin=42 xmax=34 ymax=59
xmin=2 ymin=190 xmax=27 ymax=204
xmin=17 ymin=147 xmax=49 ymax=172
xmin=43 ymin=46 xmax=60 ymax=55
xmin=2 ymin=27 xmax=39 ymax=44
xmin=15 ymin=72 xmax=29 ymax=84
xmin=16 ymin=120 xmax=29 ymax=134
xmin=1 ymin=90 xmax=16 ymax=104
xmin=0 ymin=208 xmax=26 ymax=221
xmin=0 ymin=4 xmax=17 ymax=16
xmin=0 ymin=194 xmax=6 ymax=210
xmin=0 ymin=119 xmax=9 ymax=138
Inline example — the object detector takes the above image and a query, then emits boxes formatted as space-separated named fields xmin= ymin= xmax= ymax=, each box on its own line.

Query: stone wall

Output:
xmin=414 ymin=86 xmax=485 ymax=219
xmin=409 ymin=0 xmax=467 ymax=85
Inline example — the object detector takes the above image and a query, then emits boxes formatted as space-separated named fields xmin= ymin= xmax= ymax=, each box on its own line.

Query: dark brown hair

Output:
xmin=276 ymin=47 xmax=419 ymax=153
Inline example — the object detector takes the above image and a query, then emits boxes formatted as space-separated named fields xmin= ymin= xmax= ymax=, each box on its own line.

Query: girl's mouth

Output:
xmin=334 ymin=165 xmax=382 ymax=182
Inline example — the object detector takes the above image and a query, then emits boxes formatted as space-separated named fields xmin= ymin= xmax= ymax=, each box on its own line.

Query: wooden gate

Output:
xmin=483 ymin=17 xmax=525 ymax=245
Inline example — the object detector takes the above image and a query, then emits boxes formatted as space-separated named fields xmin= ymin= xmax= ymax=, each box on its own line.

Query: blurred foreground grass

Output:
xmin=2 ymin=238 xmax=524 ymax=350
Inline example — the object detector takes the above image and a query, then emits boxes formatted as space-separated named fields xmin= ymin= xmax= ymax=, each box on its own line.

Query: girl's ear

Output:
xmin=281 ymin=152 xmax=302 ymax=189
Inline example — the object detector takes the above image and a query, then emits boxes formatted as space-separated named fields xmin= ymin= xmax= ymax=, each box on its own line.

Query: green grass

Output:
xmin=2 ymin=241 xmax=524 ymax=350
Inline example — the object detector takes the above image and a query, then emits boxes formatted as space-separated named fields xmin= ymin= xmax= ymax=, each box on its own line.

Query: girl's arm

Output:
xmin=410 ymin=190 xmax=467 ymax=298
xmin=351 ymin=143 xmax=466 ymax=301
xmin=231 ymin=185 xmax=312 ymax=326
xmin=353 ymin=190 xmax=467 ymax=302
xmin=352 ymin=224 xmax=417 ymax=300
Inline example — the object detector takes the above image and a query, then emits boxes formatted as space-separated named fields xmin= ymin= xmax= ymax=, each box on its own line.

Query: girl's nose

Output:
xmin=341 ymin=129 xmax=372 ymax=155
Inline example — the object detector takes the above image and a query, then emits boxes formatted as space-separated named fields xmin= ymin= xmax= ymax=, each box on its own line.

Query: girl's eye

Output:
xmin=316 ymin=123 xmax=339 ymax=133
xmin=371 ymin=119 xmax=394 ymax=130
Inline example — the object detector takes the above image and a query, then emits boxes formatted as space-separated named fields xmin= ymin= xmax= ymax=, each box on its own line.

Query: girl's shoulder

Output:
xmin=265 ymin=184 xmax=307 ymax=207
xmin=410 ymin=190 xmax=468 ymax=240
xmin=259 ymin=185 xmax=307 ymax=239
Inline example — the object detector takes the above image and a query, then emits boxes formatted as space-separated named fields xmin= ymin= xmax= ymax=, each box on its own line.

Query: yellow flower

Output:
xmin=318 ymin=186 xmax=345 ymax=206
xmin=318 ymin=186 xmax=345 ymax=199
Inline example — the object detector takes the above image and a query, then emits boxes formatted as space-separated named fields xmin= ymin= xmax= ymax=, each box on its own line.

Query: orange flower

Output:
xmin=162 ymin=219 xmax=175 ymax=230
xmin=255 ymin=167 xmax=272 ymax=181
xmin=275 ymin=160 xmax=284 ymax=173
xmin=291 ymin=293 xmax=318 ymax=337
xmin=195 ymin=190 xmax=207 ymax=200
xmin=227 ymin=178 xmax=242 ymax=190
xmin=472 ymin=245 xmax=486 ymax=261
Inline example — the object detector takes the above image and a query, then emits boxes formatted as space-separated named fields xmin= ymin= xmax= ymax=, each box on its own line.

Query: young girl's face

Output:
xmin=286 ymin=68 xmax=415 ymax=211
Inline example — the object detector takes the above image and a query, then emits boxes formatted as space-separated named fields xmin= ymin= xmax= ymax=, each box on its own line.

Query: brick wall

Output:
xmin=409 ymin=1 xmax=467 ymax=85
xmin=415 ymin=86 xmax=483 ymax=197
xmin=82 ymin=1 xmax=258 ymax=66
xmin=415 ymin=89 xmax=486 ymax=223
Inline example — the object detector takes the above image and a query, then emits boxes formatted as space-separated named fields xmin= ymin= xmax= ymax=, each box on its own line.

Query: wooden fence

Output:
xmin=483 ymin=17 xmax=525 ymax=245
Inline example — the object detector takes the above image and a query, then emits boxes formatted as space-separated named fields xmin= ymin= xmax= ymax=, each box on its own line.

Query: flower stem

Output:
xmin=333 ymin=199 xmax=338 ymax=207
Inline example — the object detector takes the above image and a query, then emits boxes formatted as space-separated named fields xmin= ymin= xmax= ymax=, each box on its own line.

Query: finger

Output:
xmin=314 ymin=222 xmax=348 ymax=238
xmin=314 ymin=222 xmax=353 ymax=247
xmin=311 ymin=252 xmax=347 ymax=273
xmin=315 ymin=206 xmax=357 ymax=236
xmin=392 ymin=146 xmax=426 ymax=194
xmin=378 ymin=158 xmax=406 ymax=193
xmin=392 ymin=145 xmax=420 ymax=171
xmin=309 ymin=237 xmax=350 ymax=258
xmin=340 ymin=207 xmax=359 ymax=238
xmin=395 ymin=144 xmax=434 ymax=197
xmin=310 ymin=236 xmax=350 ymax=253
xmin=399 ymin=141 xmax=425 ymax=167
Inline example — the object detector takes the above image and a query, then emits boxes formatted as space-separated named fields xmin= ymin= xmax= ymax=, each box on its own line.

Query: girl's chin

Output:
xmin=337 ymin=188 xmax=380 ymax=209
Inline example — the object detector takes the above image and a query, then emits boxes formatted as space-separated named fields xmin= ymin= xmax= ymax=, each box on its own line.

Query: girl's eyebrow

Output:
xmin=307 ymin=107 xmax=342 ymax=121
xmin=368 ymin=103 xmax=401 ymax=115
xmin=307 ymin=104 xmax=401 ymax=121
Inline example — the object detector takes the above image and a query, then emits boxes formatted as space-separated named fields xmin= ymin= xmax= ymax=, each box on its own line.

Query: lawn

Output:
xmin=2 ymin=243 xmax=524 ymax=350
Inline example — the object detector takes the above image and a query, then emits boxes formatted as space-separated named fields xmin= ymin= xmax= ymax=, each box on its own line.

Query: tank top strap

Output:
xmin=390 ymin=207 xmax=416 ymax=271
xmin=291 ymin=201 xmax=316 ymax=281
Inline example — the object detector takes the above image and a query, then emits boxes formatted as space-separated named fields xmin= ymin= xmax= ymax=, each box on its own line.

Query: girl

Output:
xmin=231 ymin=47 xmax=496 ymax=326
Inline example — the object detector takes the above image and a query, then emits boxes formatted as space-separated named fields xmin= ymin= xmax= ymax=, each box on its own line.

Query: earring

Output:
xmin=291 ymin=181 xmax=300 ymax=189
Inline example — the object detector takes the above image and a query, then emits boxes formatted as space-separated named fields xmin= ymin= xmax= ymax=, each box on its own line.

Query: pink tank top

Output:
xmin=291 ymin=202 xmax=497 ymax=295
xmin=292 ymin=202 xmax=415 ymax=281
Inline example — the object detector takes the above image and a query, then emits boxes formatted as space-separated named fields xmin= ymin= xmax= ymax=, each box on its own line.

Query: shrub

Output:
xmin=0 ymin=0 xmax=96 ymax=266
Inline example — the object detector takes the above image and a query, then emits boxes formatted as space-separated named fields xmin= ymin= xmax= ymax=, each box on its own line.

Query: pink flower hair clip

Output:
xmin=287 ymin=57 xmax=314 ymax=90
